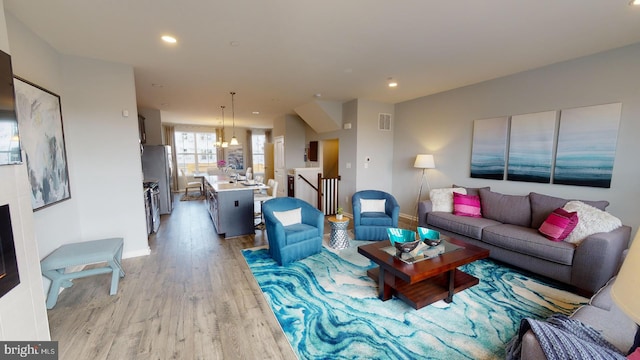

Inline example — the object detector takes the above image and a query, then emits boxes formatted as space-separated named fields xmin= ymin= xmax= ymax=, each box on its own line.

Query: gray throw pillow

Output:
xmin=452 ymin=184 xmax=490 ymax=197
xmin=479 ymin=188 xmax=531 ymax=227
xmin=529 ymin=192 xmax=609 ymax=229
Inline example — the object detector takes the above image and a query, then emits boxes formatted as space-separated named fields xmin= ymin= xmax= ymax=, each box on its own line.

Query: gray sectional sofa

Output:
xmin=521 ymin=276 xmax=637 ymax=359
xmin=418 ymin=188 xmax=631 ymax=294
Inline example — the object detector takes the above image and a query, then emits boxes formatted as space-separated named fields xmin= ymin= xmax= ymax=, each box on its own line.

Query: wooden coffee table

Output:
xmin=357 ymin=237 xmax=489 ymax=310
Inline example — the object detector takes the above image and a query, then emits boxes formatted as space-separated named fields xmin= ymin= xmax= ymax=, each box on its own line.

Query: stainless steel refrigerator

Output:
xmin=141 ymin=145 xmax=173 ymax=214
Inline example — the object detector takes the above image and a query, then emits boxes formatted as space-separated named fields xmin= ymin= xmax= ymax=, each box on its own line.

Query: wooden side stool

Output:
xmin=40 ymin=237 xmax=125 ymax=309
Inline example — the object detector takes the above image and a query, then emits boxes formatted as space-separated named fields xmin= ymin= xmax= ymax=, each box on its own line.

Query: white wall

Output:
xmin=285 ymin=115 xmax=307 ymax=169
xmin=60 ymin=55 xmax=149 ymax=257
xmin=355 ymin=99 xmax=394 ymax=192
xmin=139 ymin=107 xmax=162 ymax=145
xmin=393 ymin=43 xmax=640 ymax=232
xmin=7 ymin=14 xmax=150 ymax=260
xmin=272 ymin=114 xmax=308 ymax=169
xmin=303 ymin=99 xmax=394 ymax=214
xmin=0 ymin=0 xmax=50 ymax=340
xmin=304 ymin=101 xmax=358 ymax=213
xmin=339 ymin=101 xmax=358 ymax=211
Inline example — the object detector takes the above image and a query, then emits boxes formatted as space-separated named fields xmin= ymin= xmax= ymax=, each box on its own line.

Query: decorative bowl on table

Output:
xmin=417 ymin=227 xmax=443 ymax=247
xmin=387 ymin=228 xmax=420 ymax=257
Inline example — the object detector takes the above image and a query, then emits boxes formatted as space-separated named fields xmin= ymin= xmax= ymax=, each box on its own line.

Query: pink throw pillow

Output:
xmin=538 ymin=208 xmax=579 ymax=241
xmin=453 ymin=192 xmax=482 ymax=218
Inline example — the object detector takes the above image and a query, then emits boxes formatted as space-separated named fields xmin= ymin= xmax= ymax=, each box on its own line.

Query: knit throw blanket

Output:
xmin=506 ymin=314 xmax=626 ymax=360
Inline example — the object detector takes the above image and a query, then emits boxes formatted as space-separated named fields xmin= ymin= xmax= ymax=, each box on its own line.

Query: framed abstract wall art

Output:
xmin=507 ymin=111 xmax=557 ymax=183
xmin=470 ymin=117 xmax=509 ymax=180
xmin=226 ymin=147 xmax=244 ymax=170
xmin=14 ymin=77 xmax=71 ymax=210
xmin=553 ymin=103 xmax=622 ymax=188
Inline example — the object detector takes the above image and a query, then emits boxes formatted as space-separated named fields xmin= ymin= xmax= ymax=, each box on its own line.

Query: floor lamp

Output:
xmin=413 ymin=154 xmax=435 ymax=227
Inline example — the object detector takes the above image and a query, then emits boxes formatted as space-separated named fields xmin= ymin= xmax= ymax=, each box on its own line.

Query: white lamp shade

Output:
xmin=611 ymin=231 xmax=640 ymax=324
xmin=230 ymin=136 xmax=239 ymax=146
xmin=414 ymin=154 xmax=435 ymax=169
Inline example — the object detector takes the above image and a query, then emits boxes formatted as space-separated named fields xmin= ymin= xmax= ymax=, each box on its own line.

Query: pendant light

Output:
xmin=229 ymin=91 xmax=240 ymax=146
xmin=215 ymin=108 xmax=221 ymax=148
xmin=220 ymin=105 xmax=228 ymax=148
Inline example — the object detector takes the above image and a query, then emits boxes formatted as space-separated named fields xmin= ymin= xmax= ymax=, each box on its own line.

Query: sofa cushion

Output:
xmin=453 ymin=192 xmax=482 ymax=217
xmin=479 ymin=189 xmax=531 ymax=227
xmin=589 ymin=277 xmax=616 ymax=311
xmin=427 ymin=212 xmax=500 ymax=240
xmin=563 ymin=201 xmax=622 ymax=245
xmin=360 ymin=212 xmax=393 ymax=226
xmin=529 ymin=192 xmax=610 ymax=229
xmin=452 ymin=184 xmax=490 ymax=197
xmin=430 ymin=187 xmax=466 ymax=212
xmin=538 ymin=208 xmax=579 ymax=241
xmin=572 ymin=304 xmax=637 ymax=354
xmin=482 ymin=224 xmax=575 ymax=265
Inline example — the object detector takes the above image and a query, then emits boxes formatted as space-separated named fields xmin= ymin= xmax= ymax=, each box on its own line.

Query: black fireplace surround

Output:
xmin=0 ymin=204 xmax=20 ymax=298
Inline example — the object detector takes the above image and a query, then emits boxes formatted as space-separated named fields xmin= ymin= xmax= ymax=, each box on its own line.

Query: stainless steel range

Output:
xmin=144 ymin=181 xmax=160 ymax=234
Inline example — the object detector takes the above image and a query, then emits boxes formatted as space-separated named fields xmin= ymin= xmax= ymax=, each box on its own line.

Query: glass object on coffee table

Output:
xmin=385 ymin=227 xmax=461 ymax=264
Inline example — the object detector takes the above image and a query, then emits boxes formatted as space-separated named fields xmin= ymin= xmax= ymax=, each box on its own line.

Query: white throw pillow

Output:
xmin=273 ymin=208 xmax=302 ymax=226
xmin=360 ymin=199 xmax=386 ymax=213
xmin=429 ymin=188 xmax=467 ymax=212
xmin=562 ymin=201 xmax=622 ymax=244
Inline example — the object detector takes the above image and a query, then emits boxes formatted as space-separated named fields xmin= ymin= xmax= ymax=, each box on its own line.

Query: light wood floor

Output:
xmin=46 ymin=195 xmax=299 ymax=360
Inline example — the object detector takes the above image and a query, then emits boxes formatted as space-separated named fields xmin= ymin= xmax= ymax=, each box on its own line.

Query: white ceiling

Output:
xmin=5 ymin=1 xmax=640 ymax=129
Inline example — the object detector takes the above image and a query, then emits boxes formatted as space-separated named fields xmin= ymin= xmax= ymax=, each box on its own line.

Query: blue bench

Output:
xmin=40 ymin=238 xmax=125 ymax=309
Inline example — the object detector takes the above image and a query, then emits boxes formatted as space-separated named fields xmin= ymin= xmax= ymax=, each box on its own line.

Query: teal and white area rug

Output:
xmin=242 ymin=240 xmax=588 ymax=359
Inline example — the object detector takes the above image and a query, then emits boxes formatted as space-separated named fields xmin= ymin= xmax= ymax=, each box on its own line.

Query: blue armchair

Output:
xmin=352 ymin=190 xmax=400 ymax=240
xmin=262 ymin=197 xmax=324 ymax=266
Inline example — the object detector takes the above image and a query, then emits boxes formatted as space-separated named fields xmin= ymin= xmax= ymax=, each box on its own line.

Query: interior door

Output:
xmin=322 ymin=139 xmax=339 ymax=178
xmin=273 ymin=136 xmax=286 ymax=197
xmin=264 ymin=143 xmax=274 ymax=181
xmin=274 ymin=136 xmax=284 ymax=169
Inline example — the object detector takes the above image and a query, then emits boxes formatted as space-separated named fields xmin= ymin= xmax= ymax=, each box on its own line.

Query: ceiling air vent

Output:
xmin=378 ymin=113 xmax=391 ymax=131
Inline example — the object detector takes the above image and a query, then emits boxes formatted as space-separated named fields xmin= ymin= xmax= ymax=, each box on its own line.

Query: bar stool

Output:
xmin=255 ymin=179 xmax=278 ymax=229
xmin=182 ymin=170 xmax=202 ymax=196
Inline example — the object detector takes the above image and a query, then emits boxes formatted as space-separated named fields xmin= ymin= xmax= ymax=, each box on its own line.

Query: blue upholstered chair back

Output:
xmin=262 ymin=197 xmax=324 ymax=265
xmin=352 ymin=190 xmax=400 ymax=241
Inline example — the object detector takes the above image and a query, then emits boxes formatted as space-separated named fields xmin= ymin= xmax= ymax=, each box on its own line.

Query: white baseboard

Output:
xmin=399 ymin=212 xmax=417 ymax=222
xmin=123 ymin=247 xmax=151 ymax=259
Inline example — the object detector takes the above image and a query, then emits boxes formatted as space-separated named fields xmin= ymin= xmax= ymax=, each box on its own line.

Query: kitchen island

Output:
xmin=204 ymin=175 xmax=265 ymax=238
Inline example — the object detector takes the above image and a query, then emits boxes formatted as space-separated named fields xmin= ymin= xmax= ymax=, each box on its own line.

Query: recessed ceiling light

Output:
xmin=230 ymin=41 xmax=240 ymax=47
xmin=161 ymin=35 xmax=177 ymax=43
xmin=151 ymin=83 xmax=164 ymax=88
xmin=387 ymin=77 xmax=398 ymax=88
xmin=252 ymin=111 xmax=260 ymax=115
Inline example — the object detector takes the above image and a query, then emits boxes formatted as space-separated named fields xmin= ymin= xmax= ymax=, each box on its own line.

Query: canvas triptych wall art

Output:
xmin=507 ymin=111 xmax=557 ymax=183
xmin=553 ymin=103 xmax=622 ymax=188
xmin=470 ymin=117 xmax=509 ymax=180
xmin=470 ymin=103 xmax=621 ymax=188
